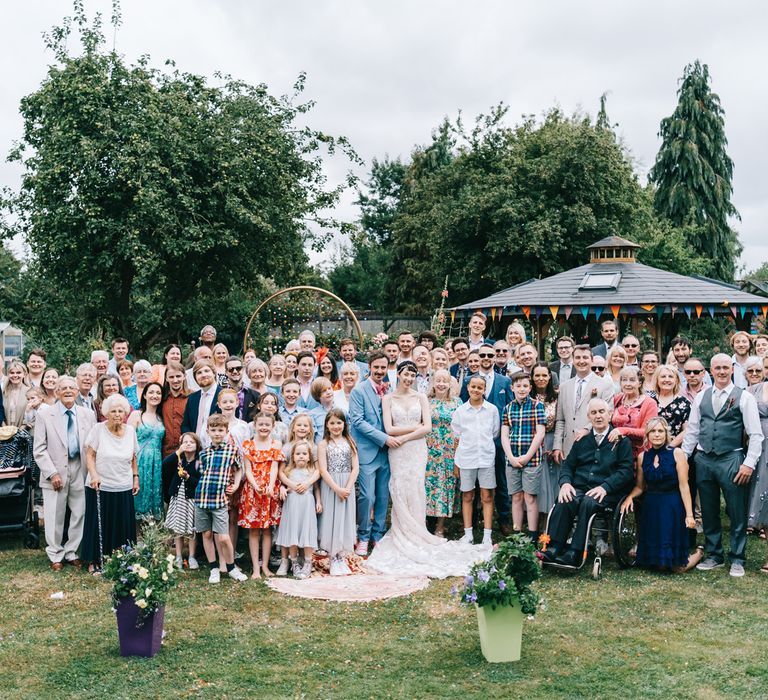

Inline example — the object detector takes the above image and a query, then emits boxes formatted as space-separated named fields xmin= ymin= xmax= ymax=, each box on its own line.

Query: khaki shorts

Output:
xmin=194 ymin=506 xmax=229 ymax=534
xmin=460 ymin=467 xmax=496 ymax=492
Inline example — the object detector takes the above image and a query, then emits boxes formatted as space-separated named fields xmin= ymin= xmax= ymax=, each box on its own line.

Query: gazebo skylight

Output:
xmin=579 ymin=271 xmax=622 ymax=290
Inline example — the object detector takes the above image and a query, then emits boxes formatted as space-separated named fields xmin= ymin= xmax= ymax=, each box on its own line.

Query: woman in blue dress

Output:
xmin=621 ymin=417 xmax=702 ymax=571
xmin=127 ymin=381 xmax=166 ymax=519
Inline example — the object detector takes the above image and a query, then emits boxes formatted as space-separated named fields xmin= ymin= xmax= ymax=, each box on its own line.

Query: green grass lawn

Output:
xmin=1 ymin=531 xmax=767 ymax=700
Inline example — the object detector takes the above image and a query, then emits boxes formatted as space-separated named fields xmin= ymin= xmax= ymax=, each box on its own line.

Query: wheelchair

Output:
xmin=542 ymin=496 xmax=640 ymax=579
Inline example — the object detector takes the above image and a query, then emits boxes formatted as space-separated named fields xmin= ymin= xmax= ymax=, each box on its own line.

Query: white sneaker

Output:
xmin=337 ymin=559 xmax=352 ymax=576
xmin=228 ymin=566 xmax=248 ymax=582
xmin=355 ymin=541 xmax=369 ymax=556
xmin=208 ymin=568 xmax=221 ymax=584
xmin=729 ymin=562 xmax=745 ymax=578
xmin=330 ymin=559 xmax=342 ymax=576
xmin=482 ymin=534 xmax=493 ymax=546
xmin=187 ymin=557 xmax=199 ymax=570
xmin=175 ymin=555 xmax=183 ymax=570
xmin=460 ymin=534 xmax=474 ymax=545
xmin=303 ymin=561 xmax=313 ymax=578
xmin=276 ymin=559 xmax=290 ymax=576
xmin=291 ymin=559 xmax=302 ymax=578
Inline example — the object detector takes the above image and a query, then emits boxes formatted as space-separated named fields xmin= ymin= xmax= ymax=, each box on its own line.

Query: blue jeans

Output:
xmin=356 ymin=457 xmax=391 ymax=542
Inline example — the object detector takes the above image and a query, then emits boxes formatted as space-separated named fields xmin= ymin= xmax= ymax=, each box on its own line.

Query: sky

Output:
xmin=2 ymin=1 xmax=766 ymax=274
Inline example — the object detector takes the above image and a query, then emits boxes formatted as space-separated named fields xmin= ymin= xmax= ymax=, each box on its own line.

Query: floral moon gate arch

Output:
xmin=243 ymin=285 xmax=365 ymax=354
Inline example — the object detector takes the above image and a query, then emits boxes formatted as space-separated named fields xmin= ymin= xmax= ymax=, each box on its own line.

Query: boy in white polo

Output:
xmin=451 ymin=375 xmax=500 ymax=545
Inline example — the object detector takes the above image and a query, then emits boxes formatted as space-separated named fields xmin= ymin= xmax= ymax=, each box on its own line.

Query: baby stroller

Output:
xmin=0 ymin=426 xmax=40 ymax=548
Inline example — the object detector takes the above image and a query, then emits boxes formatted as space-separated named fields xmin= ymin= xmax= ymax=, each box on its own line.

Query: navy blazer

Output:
xmin=559 ymin=430 xmax=634 ymax=496
xmin=180 ymin=386 xmax=222 ymax=435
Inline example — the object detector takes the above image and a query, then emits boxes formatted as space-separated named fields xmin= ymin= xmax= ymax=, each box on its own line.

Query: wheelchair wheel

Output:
xmin=592 ymin=557 xmax=601 ymax=580
xmin=613 ymin=504 xmax=640 ymax=569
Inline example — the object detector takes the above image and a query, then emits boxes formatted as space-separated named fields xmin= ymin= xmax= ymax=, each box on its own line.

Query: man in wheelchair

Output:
xmin=542 ymin=398 xmax=634 ymax=568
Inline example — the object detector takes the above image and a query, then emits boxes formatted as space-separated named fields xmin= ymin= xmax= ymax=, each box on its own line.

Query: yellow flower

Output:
xmin=162 ymin=572 xmax=168 ymax=581
xmin=135 ymin=599 xmax=147 ymax=609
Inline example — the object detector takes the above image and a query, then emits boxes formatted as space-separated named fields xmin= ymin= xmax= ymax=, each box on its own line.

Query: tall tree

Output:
xmin=649 ymin=60 xmax=741 ymax=281
xmin=1 ymin=5 xmax=357 ymax=355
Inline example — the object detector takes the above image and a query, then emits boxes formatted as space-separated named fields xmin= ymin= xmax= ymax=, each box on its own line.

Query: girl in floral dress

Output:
xmin=239 ymin=413 xmax=283 ymax=578
xmin=532 ymin=363 xmax=559 ymax=513
xmin=425 ymin=369 xmax=462 ymax=538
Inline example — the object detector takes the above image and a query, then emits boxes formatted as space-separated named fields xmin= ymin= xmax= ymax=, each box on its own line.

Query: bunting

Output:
xmin=640 ymin=305 xmax=655 ymax=312
xmin=695 ymin=305 xmax=702 ymax=318
xmin=490 ymin=308 xmax=496 ymax=321
xmin=611 ymin=305 xmax=621 ymax=318
xmin=739 ymin=306 xmax=746 ymax=318
xmin=522 ymin=306 xmax=530 ymax=320
xmin=564 ymin=306 xmax=573 ymax=320
xmin=683 ymin=306 xmax=692 ymax=319
xmin=730 ymin=306 xmax=737 ymax=318
xmin=593 ymin=307 xmax=603 ymax=320
xmin=450 ymin=310 xmax=455 ymax=323
xmin=655 ymin=307 xmax=665 ymax=319
xmin=497 ymin=307 xmax=503 ymax=321
xmin=763 ymin=306 xmax=768 ymax=318
xmin=580 ymin=307 xmax=589 ymax=319
xmin=549 ymin=306 xmax=559 ymax=319
xmin=671 ymin=305 xmax=678 ymax=317
xmin=707 ymin=305 xmax=715 ymax=318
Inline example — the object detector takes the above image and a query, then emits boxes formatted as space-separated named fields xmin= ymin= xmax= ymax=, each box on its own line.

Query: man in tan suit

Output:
xmin=33 ymin=375 xmax=96 ymax=570
xmin=553 ymin=345 xmax=615 ymax=462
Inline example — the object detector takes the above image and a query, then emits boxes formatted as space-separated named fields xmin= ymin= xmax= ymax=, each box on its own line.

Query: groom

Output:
xmin=349 ymin=350 xmax=400 ymax=556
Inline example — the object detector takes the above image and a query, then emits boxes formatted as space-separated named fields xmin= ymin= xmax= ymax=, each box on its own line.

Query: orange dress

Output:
xmin=238 ymin=440 xmax=283 ymax=528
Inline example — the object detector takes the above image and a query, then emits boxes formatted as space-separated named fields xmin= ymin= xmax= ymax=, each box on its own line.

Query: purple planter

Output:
xmin=115 ymin=597 xmax=165 ymax=657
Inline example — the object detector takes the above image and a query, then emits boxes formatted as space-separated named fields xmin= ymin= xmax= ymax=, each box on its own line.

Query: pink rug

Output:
xmin=265 ymin=574 xmax=430 ymax=602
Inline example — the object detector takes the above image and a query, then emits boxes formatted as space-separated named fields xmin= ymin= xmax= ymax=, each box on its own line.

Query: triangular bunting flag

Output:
xmin=611 ymin=305 xmax=621 ymax=318
xmin=752 ymin=307 xmax=760 ymax=317
xmin=497 ymin=308 xmax=503 ymax=320
xmin=534 ymin=307 xmax=543 ymax=318
xmin=730 ymin=306 xmax=737 ymax=318
xmin=490 ymin=308 xmax=496 ymax=321
xmin=564 ymin=306 xmax=573 ymax=320
xmin=549 ymin=306 xmax=559 ymax=319
xmin=707 ymin=306 xmax=715 ymax=318
xmin=739 ymin=306 xmax=746 ymax=318
xmin=522 ymin=307 xmax=530 ymax=320
xmin=683 ymin=306 xmax=692 ymax=319
xmin=656 ymin=307 xmax=665 ymax=319
xmin=640 ymin=304 xmax=655 ymax=312
xmin=594 ymin=307 xmax=603 ymax=320
xmin=695 ymin=305 xmax=702 ymax=318
xmin=762 ymin=306 xmax=768 ymax=318
xmin=671 ymin=305 xmax=678 ymax=317
xmin=580 ymin=307 xmax=589 ymax=319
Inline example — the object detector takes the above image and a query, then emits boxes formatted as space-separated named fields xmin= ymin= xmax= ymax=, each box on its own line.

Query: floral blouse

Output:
xmin=656 ymin=395 xmax=691 ymax=438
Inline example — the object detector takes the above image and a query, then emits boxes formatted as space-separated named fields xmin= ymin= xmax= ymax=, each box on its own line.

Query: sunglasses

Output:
xmin=684 ymin=369 xmax=703 ymax=375
xmin=623 ymin=343 xmax=639 ymax=348
xmin=591 ymin=366 xmax=606 ymax=372
xmin=495 ymin=349 xmax=508 ymax=354
xmin=478 ymin=353 xmax=494 ymax=358
xmin=746 ymin=369 xmax=763 ymax=375
xmin=227 ymin=366 xmax=243 ymax=372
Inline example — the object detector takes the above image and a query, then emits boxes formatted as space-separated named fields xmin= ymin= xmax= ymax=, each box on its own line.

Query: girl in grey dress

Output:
xmin=275 ymin=440 xmax=321 ymax=579
xmin=318 ymin=409 xmax=360 ymax=576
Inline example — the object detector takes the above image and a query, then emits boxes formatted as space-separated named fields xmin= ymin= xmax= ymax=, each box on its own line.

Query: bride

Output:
xmin=366 ymin=361 xmax=491 ymax=578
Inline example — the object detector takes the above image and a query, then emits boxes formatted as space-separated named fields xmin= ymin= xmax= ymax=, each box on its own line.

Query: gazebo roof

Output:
xmin=450 ymin=259 xmax=768 ymax=321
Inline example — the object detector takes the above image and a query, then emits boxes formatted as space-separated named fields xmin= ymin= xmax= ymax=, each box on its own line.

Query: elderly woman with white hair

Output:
xmin=333 ymin=361 xmax=360 ymax=413
xmin=610 ymin=365 xmax=659 ymax=459
xmin=744 ymin=356 xmax=765 ymax=387
xmin=81 ymin=393 xmax=139 ymax=573
xmin=123 ymin=359 xmax=152 ymax=410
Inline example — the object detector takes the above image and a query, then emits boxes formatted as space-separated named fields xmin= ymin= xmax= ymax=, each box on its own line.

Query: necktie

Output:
xmin=575 ymin=379 xmax=585 ymax=408
xmin=66 ymin=409 xmax=79 ymax=459
xmin=712 ymin=389 xmax=725 ymax=414
xmin=595 ymin=433 xmax=604 ymax=447
xmin=483 ymin=374 xmax=492 ymax=398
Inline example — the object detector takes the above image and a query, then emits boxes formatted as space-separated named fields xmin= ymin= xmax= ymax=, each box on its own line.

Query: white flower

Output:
xmin=130 ymin=589 xmax=137 ymax=597
xmin=167 ymin=563 xmax=174 ymax=574
xmin=138 ymin=567 xmax=149 ymax=580
xmin=135 ymin=599 xmax=147 ymax=609
xmin=145 ymin=587 xmax=152 ymax=596
xmin=166 ymin=554 xmax=175 ymax=562
xmin=162 ymin=573 xmax=168 ymax=581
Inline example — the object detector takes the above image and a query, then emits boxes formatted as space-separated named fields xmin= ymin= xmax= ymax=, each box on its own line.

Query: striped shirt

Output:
xmin=195 ymin=442 xmax=241 ymax=510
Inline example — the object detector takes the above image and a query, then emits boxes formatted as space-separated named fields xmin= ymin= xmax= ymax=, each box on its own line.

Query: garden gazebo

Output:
xmin=449 ymin=236 xmax=768 ymax=357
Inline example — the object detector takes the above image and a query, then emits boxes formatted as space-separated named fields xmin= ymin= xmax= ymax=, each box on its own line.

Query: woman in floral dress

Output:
xmin=531 ymin=363 xmax=559 ymax=513
xmin=425 ymin=369 xmax=462 ymax=538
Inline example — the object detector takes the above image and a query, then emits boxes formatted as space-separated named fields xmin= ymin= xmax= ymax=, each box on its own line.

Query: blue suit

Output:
xmin=460 ymin=371 xmax=513 ymax=524
xmin=348 ymin=380 xmax=390 ymax=542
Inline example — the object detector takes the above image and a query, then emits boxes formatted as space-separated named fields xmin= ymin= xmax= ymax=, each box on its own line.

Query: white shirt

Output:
xmin=731 ymin=354 xmax=748 ymax=389
xmin=451 ymin=400 xmax=500 ymax=470
xmin=85 ymin=423 xmax=138 ymax=492
xmin=186 ymin=368 xmax=200 ymax=392
xmin=468 ymin=336 xmax=486 ymax=351
xmin=593 ymin=428 xmax=610 ymax=446
xmin=558 ymin=362 xmax=573 ymax=386
xmin=333 ymin=389 xmax=351 ymax=414
xmin=681 ymin=383 xmax=764 ymax=468
xmin=480 ymin=371 xmax=494 ymax=398
xmin=196 ymin=386 xmax=217 ymax=438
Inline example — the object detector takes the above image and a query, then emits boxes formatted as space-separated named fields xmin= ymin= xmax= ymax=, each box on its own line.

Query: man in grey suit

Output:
xmin=552 ymin=345 xmax=615 ymax=462
xmin=74 ymin=363 xmax=97 ymax=411
xmin=33 ymin=375 xmax=96 ymax=570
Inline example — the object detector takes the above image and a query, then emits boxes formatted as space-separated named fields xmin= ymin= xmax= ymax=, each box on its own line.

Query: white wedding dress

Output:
xmin=366 ymin=400 xmax=492 ymax=579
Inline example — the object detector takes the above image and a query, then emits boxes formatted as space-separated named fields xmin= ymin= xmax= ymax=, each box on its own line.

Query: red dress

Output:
xmin=611 ymin=394 xmax=659 ymax=458
xmin=238 ymin=440 xmax=283 ymax=528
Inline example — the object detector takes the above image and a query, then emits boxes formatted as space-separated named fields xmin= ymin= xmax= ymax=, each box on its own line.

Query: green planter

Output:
xmin=476 ymin=599 xmax=524 ymax=662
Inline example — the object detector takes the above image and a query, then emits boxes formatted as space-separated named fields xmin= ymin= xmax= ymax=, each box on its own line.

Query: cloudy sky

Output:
xmin=2 ymin=1 xmax=766 ymax=273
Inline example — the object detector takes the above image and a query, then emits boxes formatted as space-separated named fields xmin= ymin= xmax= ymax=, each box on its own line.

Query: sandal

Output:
xmin=760 ymin=529 xmax=767 ymax=540
xmin=760 ymin=562 xmax=768 ymax=574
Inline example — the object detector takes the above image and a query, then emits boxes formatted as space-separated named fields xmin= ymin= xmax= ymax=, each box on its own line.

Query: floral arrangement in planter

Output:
xmin=455 ymin=533 xmax=542 ymax=614
xmin=102 ymin=521 xmax=178 ymax=625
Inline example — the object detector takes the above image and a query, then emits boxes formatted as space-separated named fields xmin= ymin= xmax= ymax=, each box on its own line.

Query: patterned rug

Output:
xmin=265 ymin=573 xmax=430 ymax=602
